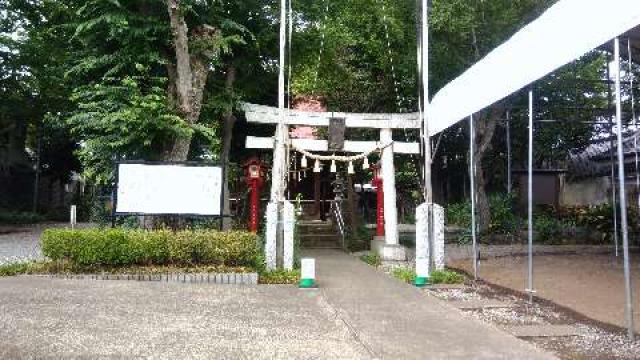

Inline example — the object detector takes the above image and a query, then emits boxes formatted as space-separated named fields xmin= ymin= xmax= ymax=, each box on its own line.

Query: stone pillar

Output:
xmin=432 ymin=203 xmax=446 ymax=270
xmin=265 ymin=203 xmax=278 ymax=270
xmin=283 ymin=201 xmax=295 ymax=270
xmin=415 ymin=203 xmax=430 ymax=278
xmin=266 ymin=118 xmax=288 ymax=268
xmin=379 ymin=128 xmax=405 ymax=260
xmin=415 ymin=202 xmax=445 ymax=279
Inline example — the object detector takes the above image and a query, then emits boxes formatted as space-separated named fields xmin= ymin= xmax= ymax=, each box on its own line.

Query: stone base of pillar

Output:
xmin=370 ymin=236 xmax=385 ymax=254
xmin=380 ymin=244 xmax=407 ymax=261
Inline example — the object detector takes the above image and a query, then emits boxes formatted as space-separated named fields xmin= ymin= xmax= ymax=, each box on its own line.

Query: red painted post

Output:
xmin=372 ymin=165 xmax=385 ymax=236
xmin=244 ymin=158 xmax=265 ymax=233
xmin=249 ymin=179 xmax=260 ymax=233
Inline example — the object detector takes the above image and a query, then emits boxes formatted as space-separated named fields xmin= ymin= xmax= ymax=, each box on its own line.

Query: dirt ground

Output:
xmin=450 ymin=252 xmax=640 ymax=332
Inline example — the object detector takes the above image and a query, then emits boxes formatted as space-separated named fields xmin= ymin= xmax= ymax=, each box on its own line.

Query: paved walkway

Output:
xmin=0 ymin=224 xmax=47 ymax=265
xmin=306 ymin=249 xmax=555 ymax=359
xmin=0 ymin=249 xmax=555 ymax=359
xmin=0 ymin=223 xmax=93 ymax=265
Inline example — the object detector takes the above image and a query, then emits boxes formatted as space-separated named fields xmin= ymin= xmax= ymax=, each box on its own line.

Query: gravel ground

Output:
xmin=449 ymin=253 xmax=640 ymax=331
xmin=426 ymin=284 xmax=640 ymax=359
xmin=354 ymin=251 xmax=640 ymax=359
xmin=0 ymin=223 xmax=93 ymax=265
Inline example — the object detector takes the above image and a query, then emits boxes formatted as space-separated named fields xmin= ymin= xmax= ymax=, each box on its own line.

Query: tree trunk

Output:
xmin=166 ymin=0 xmax=193 ymax=118
xmin=220 ymin=66 xmax=237 ymax=230
xmin=155 ymin=0 xmax=217 ymax=230
xmin=473 ymin=105 xmax=504 ymax=233
xmin=165 ymin=0 xmax=215 ymax=162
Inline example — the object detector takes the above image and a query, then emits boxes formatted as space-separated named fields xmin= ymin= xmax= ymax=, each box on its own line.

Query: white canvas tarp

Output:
xmin=428 ymin=0 xmax=640 ymax=136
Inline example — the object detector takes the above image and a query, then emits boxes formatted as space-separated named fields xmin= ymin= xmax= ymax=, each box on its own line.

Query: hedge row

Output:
xmin=41 ymin=228 xmax=259 ymax=267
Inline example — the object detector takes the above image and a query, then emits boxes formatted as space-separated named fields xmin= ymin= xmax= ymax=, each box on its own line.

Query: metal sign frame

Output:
xmin=112 ymin=160 xmax=227 ymax=219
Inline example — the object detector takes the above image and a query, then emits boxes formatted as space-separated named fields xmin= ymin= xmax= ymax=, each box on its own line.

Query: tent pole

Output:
xmin=506 ymin=110 xmax=512 ymax=194
xmin=607 ymin=57 xmax=620 ymax=257
xmin=614 ymin=37 xmax=636 ymax=342
xmin=527 ymin=89 xmax=535 ymax=304
xmin=420 ymin=0 xmax=432 ymax=204
xmin=630 ymin=39 xmax=640 ymax=215
xmin=611 ymin=127 xmax=620 ymax=258
xmin=469 ymin=115 xmax=478 ymax=280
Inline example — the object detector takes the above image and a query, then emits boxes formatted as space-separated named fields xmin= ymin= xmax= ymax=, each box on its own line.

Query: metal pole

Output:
xmin=32 ymin=127 xmax=42 ymax=214
xmin=506 ymin=110 xmax=512 ymax=194
xmin=607 ymin=57 xmax=620 ymax=257
xmin=527 ymin=89 xmax=535 ymax=303
xmin=614 ymin=37 xmax=635 ymax=342
xmin=611 ymin=130 xmax=620 ymax=258
xmin=629 ymin=39 xmax=640 ymax=214
xmin=268 ymin=0 xmax=289 ymax=268
xmin=420 ymin=0 xmax=432 ymax=204
xmin=469 ymin=115 xmax=478 ymax=280
xmin=270 ymin=0 xmax=288 ymax=205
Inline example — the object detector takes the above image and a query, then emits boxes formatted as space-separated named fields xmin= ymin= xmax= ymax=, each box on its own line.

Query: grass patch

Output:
xmin=359 ymin=252 xmax=381 ymax=267
xmin=0 ymin=261 xmax=51 ymax=276
xmin=259 ymin=269 xmax=301 ymax=284
xmin=429 ymin=270 xmax=465 ymax=284
xmin=390 ymin=267 xmax=465 ymax=285
xmin=392 ymin=266 xmax=416 ymax=284
xmin=0 ymin=260 xmax=254 ymax=277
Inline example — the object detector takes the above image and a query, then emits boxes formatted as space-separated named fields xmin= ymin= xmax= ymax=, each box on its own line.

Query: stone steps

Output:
xmin=298 ymin=221 xmax=341 ymax=249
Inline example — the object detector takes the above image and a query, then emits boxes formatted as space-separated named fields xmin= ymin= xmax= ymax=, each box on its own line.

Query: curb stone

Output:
xmin=37 ymin=272 xmax=259 ymax=285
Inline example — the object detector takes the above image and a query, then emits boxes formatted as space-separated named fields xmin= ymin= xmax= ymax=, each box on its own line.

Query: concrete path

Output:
xmin=0 ymin=277 xmax=370 ymax=359
xmin=0 ymin=249 xmax=555 ymax=359
xmin=0 ymin=223 xmax=93 ymax=265
xmin=307 ymin=249 xmax=555 ymax=359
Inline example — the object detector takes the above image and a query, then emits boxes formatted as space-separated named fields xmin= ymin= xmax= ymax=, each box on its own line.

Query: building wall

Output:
xmin=560 ymin=177 xmax=611 ymax=206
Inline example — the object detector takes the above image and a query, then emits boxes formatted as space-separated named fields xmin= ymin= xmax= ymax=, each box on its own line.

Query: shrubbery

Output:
xmin=446 ymin=193 xmax=521 ymax=244
xmin=360 ymin=252 xmax=381 ymax=267
xmin=0 ymin=210 xmax=45 ymax=225
xmin=446 ymin=193 xmax=635 ymax=245
xmin=429 ymin=270 xmax=465 ymax=284
xmin=259 ymin=269 xmax=300 ymax=284
xmin=41 ymin=228 xmax=259 ymax=267
xmin=392 ymin=267 xmax=416 ymax=284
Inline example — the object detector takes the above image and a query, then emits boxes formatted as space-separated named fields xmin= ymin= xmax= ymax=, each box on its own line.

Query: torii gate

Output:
xmin=252 ymin=0 xmax=440 ymax=283
xmin=243 ymin=102 xmax=421 ymax=267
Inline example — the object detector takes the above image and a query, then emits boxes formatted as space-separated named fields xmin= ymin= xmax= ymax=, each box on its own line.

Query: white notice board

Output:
xmin=115 ymin=163 xmax=223 ymax=216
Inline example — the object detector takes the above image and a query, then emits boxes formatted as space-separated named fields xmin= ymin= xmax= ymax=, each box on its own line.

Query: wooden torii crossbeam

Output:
xmin=243 ymin=103 xmax=421 ymax=155
xmin=243 ymin=103 xmax=421 ymax=129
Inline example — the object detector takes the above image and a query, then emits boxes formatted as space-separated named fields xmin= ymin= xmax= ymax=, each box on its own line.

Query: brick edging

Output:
xmin=38 ymin=272 xmax=259 ymax=285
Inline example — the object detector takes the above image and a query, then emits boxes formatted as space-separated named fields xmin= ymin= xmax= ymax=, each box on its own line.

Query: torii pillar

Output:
xmin=379 ymin=128 xmax=406 ymax=261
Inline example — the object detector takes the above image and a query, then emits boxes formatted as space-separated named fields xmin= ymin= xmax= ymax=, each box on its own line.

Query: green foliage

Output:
xmin=446 ymin=193 xmax=521 ymax=238
xmin=0 ymin=260 xmax=253 ymax=277
xmin=487 ymin=193 xmax=521 ymax=235
xmin=392 ymin=266 xmax=416 ymax=284
xmin=446 ymin=201 xmax=472 ymax=229
xmin=360 ymin=252 xmax=381 ymax=267
xmin=557 ymin=205 xmax=639 ymax=241
xmin=41 ymin=228 xmax=258 ymax=267
xmin=532 ymin=212 xmax=566 ymax=244
xmin=0 ymin=210 xmax=46 ymax=225
xmin=67 ymin=74 xmax=188 ymax=185
xmin=429 ymin=270 xmax=465 ymax=284
xmin=258 ymin=269 xmax=301 ymax=285
xmin=0 ymin=261 xmax=50 ymax=277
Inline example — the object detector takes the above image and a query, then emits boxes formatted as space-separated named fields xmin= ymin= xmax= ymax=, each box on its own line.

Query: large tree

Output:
xmin=0 ymin=0 xmax=81 ymax=210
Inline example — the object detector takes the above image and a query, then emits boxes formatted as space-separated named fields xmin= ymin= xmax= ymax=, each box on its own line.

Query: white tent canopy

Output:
xmin=428 ymin=0 xmax=640 ymax=136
